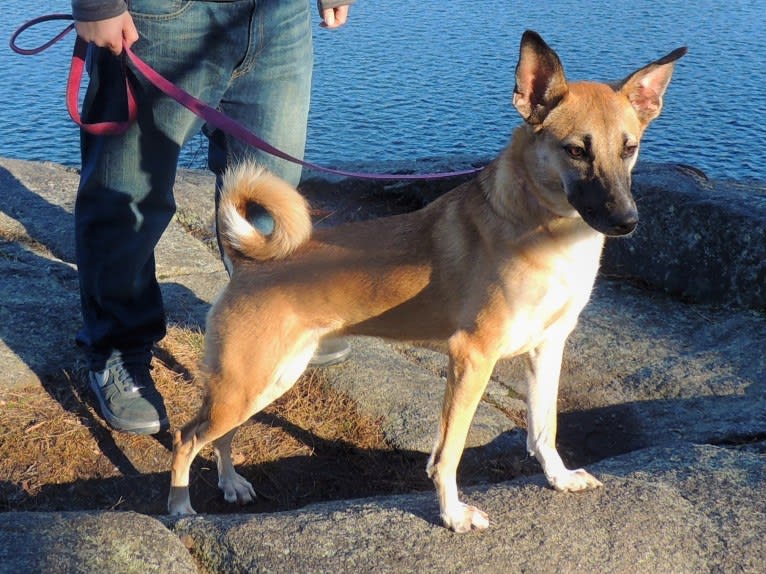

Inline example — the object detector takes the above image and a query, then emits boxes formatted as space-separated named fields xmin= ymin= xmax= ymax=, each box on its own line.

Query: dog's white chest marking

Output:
xmin=497 ymin=229 xmax=603 ymax=357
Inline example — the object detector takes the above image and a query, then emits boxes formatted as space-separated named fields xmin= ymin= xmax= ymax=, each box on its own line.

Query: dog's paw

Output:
xmin=219 ymin=472 xmax=256 ymax=505
xmin=549 ymin=468 xmax=603 ymax=492
xmin=442 ymin=503 xmax=490 ymax=533
xmin=169 ymin=502 xmax=197 ymax=516
xmin=168 ymin=487 xmax=197 ymax=516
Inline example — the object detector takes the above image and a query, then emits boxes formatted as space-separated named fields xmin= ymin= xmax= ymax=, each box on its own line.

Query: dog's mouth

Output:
xmin=565 ymin=180 xmax=639 ymax=237
xmin=578 ymin=207 xmax=638 ymax=237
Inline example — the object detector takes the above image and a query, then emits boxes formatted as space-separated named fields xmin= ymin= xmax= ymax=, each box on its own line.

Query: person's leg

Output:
xmin=76 ymin=41 xmax=185 ymax=434
xmin=206 ymin=0 xmax=313 ymax=187
xmin=76 ymin=0 xmax=255 ymax=433
xmin=207 ymin=0 xmax=350 ymax=365
xmin=209 ymin=0 xmax=313 ymax=263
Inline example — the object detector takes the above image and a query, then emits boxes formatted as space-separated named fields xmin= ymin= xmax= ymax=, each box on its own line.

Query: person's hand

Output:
xmin=320 ymin=5 xmax=351 ymax=29
xmin=74 ymin=12 xmax=139 ymax=55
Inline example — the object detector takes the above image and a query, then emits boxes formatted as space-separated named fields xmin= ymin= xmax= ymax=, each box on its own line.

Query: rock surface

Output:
xmin=0 ymin=511 xmax=197 ymax=574
xmin=167 ymin=444 xmax=765 ymax=574
xmin=0 ymin=156 xmax=764 ymax=573
xmin=602 ymin=164 xmax=766 ymax=310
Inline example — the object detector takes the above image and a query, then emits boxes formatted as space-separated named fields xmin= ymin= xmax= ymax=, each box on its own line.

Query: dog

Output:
xmin=168 ymin=31 xmax=685 ymax=532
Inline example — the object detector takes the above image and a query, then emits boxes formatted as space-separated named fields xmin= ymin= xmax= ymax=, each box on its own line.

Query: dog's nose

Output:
xmin=608 ymin=212 xmax=639 ymax=236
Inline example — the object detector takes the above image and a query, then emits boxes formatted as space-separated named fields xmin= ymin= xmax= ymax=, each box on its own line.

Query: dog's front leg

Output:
xmin=525 ymin=336 xmax=602 ymax=492
xmin=427 ymin=332 xmax=494 ymax=532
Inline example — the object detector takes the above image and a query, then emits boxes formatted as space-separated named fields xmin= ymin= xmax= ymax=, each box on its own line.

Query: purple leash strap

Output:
xmin=123 ymin=45 xmax=483 ymax=180
xmin=11 ymin=14 xmax=484 ymax=181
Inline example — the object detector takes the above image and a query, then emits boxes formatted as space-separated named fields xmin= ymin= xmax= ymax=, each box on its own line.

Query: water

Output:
xmin=3 ymin=1 xmax=765 ymax=182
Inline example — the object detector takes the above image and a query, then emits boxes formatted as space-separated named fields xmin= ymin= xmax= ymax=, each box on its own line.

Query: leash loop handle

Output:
xmin=10 ymin=14 xmax=137 ymax=136
xmin=9 ymin=14 xmax=75 ymax=55
xmin=68 ymin=37 xmax=138 ymax=136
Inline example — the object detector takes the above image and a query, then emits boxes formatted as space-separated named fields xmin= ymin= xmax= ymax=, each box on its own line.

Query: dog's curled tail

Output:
xmin=217 ymin=161 xmax=312 ymax=262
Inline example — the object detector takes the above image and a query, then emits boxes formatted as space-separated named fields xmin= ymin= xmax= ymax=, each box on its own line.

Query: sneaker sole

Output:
xmin=88 ymin=374 xmax=168 ymax=435
xmin=308 ymin=344 xmax=351 ymax=367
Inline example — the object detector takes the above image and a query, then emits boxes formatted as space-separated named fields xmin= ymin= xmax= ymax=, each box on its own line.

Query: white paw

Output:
xmin=549 ymin=468 xmax=603 ymax=492
xmin=442 ymin=503 xmax=490 ymax=533
xmin=219 ymin=472 xmax=256 ymax=505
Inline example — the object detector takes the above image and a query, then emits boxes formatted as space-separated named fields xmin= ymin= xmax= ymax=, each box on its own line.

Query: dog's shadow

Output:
xmin=0 ymin=408 xmax=536 ymax=526
xmin=4 ymin=391 xmax=751 ymax=525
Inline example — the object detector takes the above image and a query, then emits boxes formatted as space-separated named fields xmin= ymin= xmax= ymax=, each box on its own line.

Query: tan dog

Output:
xmin=168 ymin=31 xmax=685 ymax=532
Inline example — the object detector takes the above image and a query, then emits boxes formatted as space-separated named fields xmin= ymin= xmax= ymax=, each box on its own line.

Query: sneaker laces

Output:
xmin=104 ymin=352 xmax=154 ymax=394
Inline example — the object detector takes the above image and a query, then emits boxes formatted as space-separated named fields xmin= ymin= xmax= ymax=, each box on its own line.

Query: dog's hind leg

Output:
xmin=427 ymin=331 xmax=495 ymax=532
xmin=168 ymin=387 xmax=257 ymax=515
xmin=525 ymin=335 xmax=603 ymax=492
xmin=168 ymin=411 xmax=212 ymax=515
xmin=168 ymin=334 xmax=319 ymax=515
xmin=214 ymin=427 xmax=256 ymax=505
xmin=211 ymin=335 xmax=319 ymax=506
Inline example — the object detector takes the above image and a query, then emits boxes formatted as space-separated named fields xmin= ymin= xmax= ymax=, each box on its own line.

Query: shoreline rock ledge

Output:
xmin=0 ymin=156 xmax=764 ymax=573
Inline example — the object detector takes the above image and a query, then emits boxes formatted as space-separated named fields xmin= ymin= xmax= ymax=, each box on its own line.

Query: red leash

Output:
xmin=11 ymin=14 xmax=138 ymax=136
xmin=69 ymin=35 xmax=139 ymax=136
xmin=10 ymin=14 xmax=483 ymax=181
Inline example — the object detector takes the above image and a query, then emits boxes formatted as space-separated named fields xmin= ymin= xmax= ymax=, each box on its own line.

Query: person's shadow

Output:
xmin=0 ymin=164 xmax=214 ymax=478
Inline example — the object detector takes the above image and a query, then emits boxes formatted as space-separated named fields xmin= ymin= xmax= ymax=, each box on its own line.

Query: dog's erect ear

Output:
xmin=513 ymin=30 xmax=568 ymax=126
xmin=617 ymin=47 xmax=687 ymax=126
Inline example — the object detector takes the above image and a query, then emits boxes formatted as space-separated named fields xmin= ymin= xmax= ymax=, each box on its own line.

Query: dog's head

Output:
xmin=512 ymin=31 xmax=686 ymax=236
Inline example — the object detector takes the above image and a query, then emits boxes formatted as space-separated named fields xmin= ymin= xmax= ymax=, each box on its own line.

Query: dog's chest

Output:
xmin=496 ymin=231 xmax=603 ymax=355
xmin=546 ymin=233 xmax=603 ymax=298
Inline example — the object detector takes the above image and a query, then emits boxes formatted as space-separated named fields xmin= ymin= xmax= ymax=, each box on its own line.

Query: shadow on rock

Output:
xmin=5 ymin=409 xmax=535 ymax=521
xmin=11 ymin=388 xmax=761 ymax=518
xmin=0 ymin=166 xmax=216 ymax=487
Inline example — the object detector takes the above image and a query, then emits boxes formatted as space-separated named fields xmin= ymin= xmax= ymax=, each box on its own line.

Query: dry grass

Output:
xmin=0 ymin=324 xmax=432 ymax=515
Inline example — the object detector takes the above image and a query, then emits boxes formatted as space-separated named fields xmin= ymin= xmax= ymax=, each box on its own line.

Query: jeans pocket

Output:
xmin=128 ymin=0 xmax=193 ymax=19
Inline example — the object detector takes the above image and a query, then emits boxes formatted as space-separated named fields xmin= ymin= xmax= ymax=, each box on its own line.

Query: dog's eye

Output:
xmin=622 ymin=143 xmax=638 ymax=159
xmin=564 ymin=145 xmax=586 ymax=160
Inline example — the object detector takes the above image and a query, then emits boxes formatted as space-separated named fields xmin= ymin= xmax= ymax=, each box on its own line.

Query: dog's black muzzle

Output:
xmin=567 ymin=178 xmax=638 ymax=237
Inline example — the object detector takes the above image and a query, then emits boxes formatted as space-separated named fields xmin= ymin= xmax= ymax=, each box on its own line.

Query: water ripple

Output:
xmin=3 ymin=0 xmax=764 ymax=182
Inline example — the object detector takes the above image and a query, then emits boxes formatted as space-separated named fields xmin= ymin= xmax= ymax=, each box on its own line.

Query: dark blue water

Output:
xmin=3 ymin=1 xmax=765 ymax=181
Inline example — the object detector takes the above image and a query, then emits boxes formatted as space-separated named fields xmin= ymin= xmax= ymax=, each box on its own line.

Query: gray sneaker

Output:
xmin=308 ymin=337 xmax=351 ymax=367
xmin=88 ymin=353 xmax=169 ymax=435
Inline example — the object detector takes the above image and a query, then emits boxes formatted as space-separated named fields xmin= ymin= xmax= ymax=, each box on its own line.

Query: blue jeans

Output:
xmin=75 ymin=0 xmax=313 ymax=368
